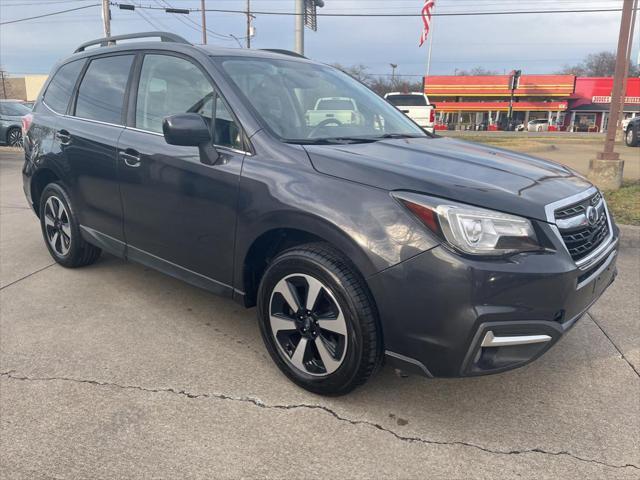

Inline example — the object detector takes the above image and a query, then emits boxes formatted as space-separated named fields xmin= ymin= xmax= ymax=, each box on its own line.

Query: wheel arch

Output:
xmin=30 ymin=168 xmax=62 ymax=216
xmin=237 ymin=219 xmax=378 ymax=308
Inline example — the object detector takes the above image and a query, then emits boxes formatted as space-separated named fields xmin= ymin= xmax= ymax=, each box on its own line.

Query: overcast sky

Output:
xmin=1 ymin=0 xmax=638 ymax=78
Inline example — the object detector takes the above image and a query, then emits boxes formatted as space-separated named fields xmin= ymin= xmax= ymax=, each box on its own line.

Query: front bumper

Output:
xmin=368 ymin=222 xmax=618 ymax=378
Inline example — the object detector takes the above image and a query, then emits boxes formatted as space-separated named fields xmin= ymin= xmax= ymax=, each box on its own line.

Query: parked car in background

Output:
xmin=385 ymin=92 xmax=435 ymax=133
xmin=0 ymin=100 xmax=31 ymax=147
xmin=624 ymin=116 xmax=639 ymax=147
xmin=305 ymin=97 xmax=363 ymax=128
xmin=23 ymin=32 xmax=618 ymax=395
xmin=524 ymin=118 xmax=550 ymax=132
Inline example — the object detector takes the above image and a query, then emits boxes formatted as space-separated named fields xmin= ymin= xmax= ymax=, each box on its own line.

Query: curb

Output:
xmin=618 ymin=224 xmax=640 ymax=249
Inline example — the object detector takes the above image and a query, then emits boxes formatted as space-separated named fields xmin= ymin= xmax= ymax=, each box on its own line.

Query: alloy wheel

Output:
xmin=627 ymin=128 xmax=634 ymax=145
xmin=7 ymin=129 xmax=22 ymax=147
xmin=44 ymin=196 xmax=71 ymax=256
xmin=269 ymin=273 xmax=348 ymax=376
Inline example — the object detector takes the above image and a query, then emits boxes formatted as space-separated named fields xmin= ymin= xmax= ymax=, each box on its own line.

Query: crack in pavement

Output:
xmin=2 ymin=370 xmax=638 ymax=471
xmin=588 ymin=313 xmax=640 ymax=378
xmin=0 ymin=263 xmax=56 ymax=291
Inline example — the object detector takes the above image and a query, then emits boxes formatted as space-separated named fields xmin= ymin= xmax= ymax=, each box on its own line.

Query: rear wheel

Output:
xmin=625 ymin=126 xmax=638 ymax=147
xmin=257 ymin=243 xmax=382 ymax=395
xmin=39 ymin=182 xmax=101 ymax=268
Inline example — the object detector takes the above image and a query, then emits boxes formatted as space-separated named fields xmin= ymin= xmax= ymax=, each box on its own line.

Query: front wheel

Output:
xmin=257 ymin=243 xmax=382 ymax=395
xmin=6 ymin=127 xmax=22 ymax=147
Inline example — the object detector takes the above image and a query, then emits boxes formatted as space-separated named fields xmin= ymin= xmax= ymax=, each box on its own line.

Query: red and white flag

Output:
xmin=419 ymin=0 xmax=436 ymax=47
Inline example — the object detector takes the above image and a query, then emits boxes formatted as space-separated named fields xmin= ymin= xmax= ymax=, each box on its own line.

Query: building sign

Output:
xmin=592 ymin=96 xmax=640 ymax=104
xmin=424 ymin=75 xmax=576 ymax=97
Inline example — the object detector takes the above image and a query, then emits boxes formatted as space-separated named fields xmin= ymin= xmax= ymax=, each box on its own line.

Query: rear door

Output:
xmin=56 ymin=54 xmax=134 ymax=250
xmin=117 ymin=53 xmax=245 ymax=294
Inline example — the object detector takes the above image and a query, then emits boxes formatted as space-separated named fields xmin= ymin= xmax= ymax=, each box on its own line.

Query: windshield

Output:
xmin=214 ymin=56 xmax=427 ymax=143
xmin=386 ymin=95 xmax=427 ymax=107
xmin=0 ymin=102 xmax=31 ymax=116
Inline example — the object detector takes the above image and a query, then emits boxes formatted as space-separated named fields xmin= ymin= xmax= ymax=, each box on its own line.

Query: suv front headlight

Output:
xmin=392 ymin=192 xmax=540 ymax=256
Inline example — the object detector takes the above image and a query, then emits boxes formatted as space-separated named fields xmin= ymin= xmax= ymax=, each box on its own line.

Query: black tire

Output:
xmin=6 ymin=127 xmax=22 ymax=147
xmin=257 ymin=242 xmax=383 ymax=395
xmin=625 ymin=125 xmax=639 ymax=147
xmin=39 ymin=182 xmax=101 ymax=268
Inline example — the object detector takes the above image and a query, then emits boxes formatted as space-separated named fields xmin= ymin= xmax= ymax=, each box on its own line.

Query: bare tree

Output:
xmin=456 ymin=66 xmax=499 ymax=76
xmin=558 ymin=51 xmax=639 ymax=77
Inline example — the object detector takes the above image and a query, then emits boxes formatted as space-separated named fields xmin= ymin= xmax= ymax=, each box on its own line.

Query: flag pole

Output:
xmin=426 ymin=4 xmax=435 ymax=81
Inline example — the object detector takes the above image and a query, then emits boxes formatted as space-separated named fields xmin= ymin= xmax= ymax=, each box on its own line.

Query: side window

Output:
xmin=136 ymin=54 xmax=214 ymax=134
xmin=43 ymin=60 xmax=84 ymax=114
xmin=75 ymin=55 xmax=134 ymax=124
xmin=214 ymin=96 xmax=243 ymax=150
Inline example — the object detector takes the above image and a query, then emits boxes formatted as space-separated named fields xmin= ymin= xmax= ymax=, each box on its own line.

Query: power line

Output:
xmin=0 ymin=3 xmax=100 ymax=25
xmin=109 ymin=3 xmax=630 ymax=17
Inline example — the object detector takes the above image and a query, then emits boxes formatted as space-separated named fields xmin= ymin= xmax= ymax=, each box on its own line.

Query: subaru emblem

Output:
xmin=586 ymin=206 xmax=599 ymax=226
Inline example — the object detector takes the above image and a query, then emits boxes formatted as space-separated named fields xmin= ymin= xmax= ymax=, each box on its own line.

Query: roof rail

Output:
xmin=260 ymin=49 xmax=307 ymax=59
xmin=74 ymin=31 xmax=190 ymax=53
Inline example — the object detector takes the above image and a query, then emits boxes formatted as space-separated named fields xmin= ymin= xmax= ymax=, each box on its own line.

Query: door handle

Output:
xmin=56 ymin=129 xmax=71 ymax=145
xmin=120 ymin=149 xmax=141 ymax=168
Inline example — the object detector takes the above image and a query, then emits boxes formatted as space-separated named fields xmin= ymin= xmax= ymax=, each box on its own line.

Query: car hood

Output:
xmin=303 ymin=136 xmax=592 ymax=222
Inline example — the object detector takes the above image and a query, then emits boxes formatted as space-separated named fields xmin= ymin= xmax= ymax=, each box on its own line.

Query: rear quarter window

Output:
xmin=42 ymin=60 xmax=85 ymax=114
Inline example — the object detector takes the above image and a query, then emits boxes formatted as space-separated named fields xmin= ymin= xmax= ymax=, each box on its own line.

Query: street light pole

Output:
xmin=589 ymin=0 xmax=635 ymax=190
xmin=200 ymin=0 xmax=207 ymax=45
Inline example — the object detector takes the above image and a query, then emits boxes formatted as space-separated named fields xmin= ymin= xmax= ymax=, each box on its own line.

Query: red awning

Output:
xmin=433 ymin=101 xmax=568 ymax=112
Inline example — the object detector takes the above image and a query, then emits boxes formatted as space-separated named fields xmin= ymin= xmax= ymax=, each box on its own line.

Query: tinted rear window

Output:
xmin=316 ymin=99 xmax=355 ymax=110
xmin=43 ymin=60 xmax=84 ymax=114
xmin=386 ymin=95 xmax=427 ymax=107
xmin=75 ymin=55 xmax=134 ymax=124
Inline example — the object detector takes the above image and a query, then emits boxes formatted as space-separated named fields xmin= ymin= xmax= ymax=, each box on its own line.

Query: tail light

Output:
xmin=429 ymin=109 xmax=435 ymax=123
xmin=22 ymin=113 xmax=33 ymax=136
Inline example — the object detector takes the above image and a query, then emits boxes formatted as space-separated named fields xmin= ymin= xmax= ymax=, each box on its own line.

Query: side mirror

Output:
xmin=162 ymin=113 xmax=211 ymax=147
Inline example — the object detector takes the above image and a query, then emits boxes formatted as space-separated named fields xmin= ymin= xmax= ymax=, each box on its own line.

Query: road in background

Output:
xmin=1 ymin=149 xmax=638 ymax=479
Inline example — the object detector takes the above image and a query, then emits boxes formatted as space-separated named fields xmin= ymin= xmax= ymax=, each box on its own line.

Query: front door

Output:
xmin=118 ymin=53 xmax=246 ymax=294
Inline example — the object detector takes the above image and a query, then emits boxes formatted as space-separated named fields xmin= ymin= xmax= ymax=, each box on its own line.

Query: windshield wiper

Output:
xmin=287 ymin=137 xmax=379 ymax=145
xmin=372 ymin=133 xmax=424 ymax=139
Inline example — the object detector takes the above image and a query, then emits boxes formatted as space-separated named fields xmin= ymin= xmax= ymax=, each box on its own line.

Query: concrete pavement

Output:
xmin=1 ymin=148 xmax=638 ymax=479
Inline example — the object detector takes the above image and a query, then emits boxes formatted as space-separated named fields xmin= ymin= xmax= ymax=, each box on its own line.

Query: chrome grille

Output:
xmin=555 ymin=192 xmax=609 ymax=262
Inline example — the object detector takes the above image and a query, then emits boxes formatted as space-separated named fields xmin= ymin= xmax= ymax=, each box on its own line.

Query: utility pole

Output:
xmin=101 ymin=0 xmax=111 ymax=38
xmin=246 ymin=0 xmax=252 ymax=48
xmin=295 ymin=0 xmax=304 ymax=55
xmin=589 ymin=0 xmax=634 ymax=190
xmin=201 ymin=0 xmax=207 ymax=45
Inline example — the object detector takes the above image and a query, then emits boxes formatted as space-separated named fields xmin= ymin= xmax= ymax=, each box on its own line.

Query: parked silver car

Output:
xmin=0 ymin=100 xmax=30 ymax=147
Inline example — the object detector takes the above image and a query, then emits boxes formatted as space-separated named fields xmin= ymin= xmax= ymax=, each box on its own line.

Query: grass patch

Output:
xmin=604 ymin=181 xmax=640 ymax=226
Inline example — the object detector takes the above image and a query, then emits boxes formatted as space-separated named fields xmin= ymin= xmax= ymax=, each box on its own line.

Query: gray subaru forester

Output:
xmin=22 ymin=32 xmax=618 ymax=395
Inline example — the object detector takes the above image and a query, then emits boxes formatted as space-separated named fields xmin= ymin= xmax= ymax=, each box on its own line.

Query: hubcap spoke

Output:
xmin=317 ymin=312 xmax=347 ymax=336
xmin=270 ymin=314 xmax=296 ymax=333
xmin=305 ymin=276 xmax=324 ymax=311
xmin=44 ymin=214 xmax=55 ymax=228
xmin=315 ymin=337 xmax=341 ymax=373
xmin=273 ymin=279 xmax=302 ymax=312
xmin=51 ymin=232 xmax=60 ymax=252
xmin=290 ymin=337 xmax=309 ymax=371
xmin=61 ymin=223 xmax=71 ymax=238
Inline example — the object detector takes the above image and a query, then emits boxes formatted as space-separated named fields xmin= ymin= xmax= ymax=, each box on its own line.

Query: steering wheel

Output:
xmin=309 ymin=118 xmax=343 ymax=138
